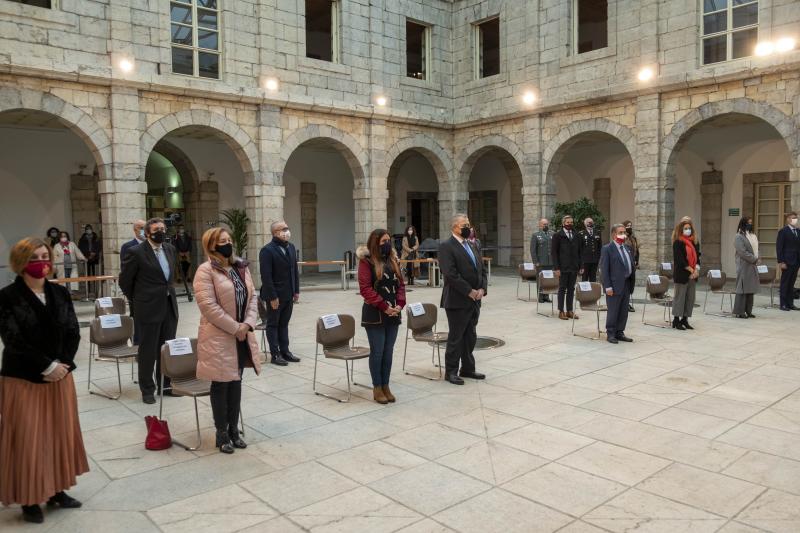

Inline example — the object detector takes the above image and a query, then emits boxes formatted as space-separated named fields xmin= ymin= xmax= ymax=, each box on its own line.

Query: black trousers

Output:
xmin=444 ymin=305 xmax=479 ymax=375
xmin=210 ymin=342 xmax=247 ymax=435
xmin=135 ymin=304 xmax=178 ymax=396
xmin=779 ymin=263 xmax=799 ymax=308
xmin=582 ymin=263 xmax=598 ymax=283
xmin=558 ymin=271 xmax=578 ymax=312
xmin=606 ymin=280 xmax=632 ymax=339
xmin=266 ymin=298 xmax=294 ymax=355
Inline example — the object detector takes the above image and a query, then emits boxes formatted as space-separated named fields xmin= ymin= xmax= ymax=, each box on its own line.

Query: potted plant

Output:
xmin=219 ymin=208 xmax=250 ymax=258
xmin=553 ymin=197 xmax=606 ymax=232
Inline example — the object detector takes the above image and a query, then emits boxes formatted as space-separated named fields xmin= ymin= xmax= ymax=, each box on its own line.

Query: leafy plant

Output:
xmin=553 ymin=197 xmax=606 ymax=232
xmin=220 ymin=208 xmax=250 ymax=257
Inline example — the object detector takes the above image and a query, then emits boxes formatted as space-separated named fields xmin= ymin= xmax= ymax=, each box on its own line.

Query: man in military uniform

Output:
xmin=530 ymin=218 xmax=554 ymax=303
xmin=579 ymin=217 xmax=603 ymax=282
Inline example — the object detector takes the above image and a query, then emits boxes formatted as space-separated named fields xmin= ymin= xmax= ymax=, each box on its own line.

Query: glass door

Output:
xmin=755 ymin=182 xmax=791 ymax=264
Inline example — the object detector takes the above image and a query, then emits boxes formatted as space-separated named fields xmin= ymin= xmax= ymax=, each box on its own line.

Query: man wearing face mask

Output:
xmin=551 ymin=215 xmax=584 ymax=320
xmin=600 ymin=224 xmax=636 ymax=344
xmin=259 ymin=221 xmax=300 ymax=365
xmin=776 ymin=211 xmax=800 ymax=311
xmin=119 ymin=218 xmax=179 ymax=404
xmin=579 ymin=217 xmax=602 ymax=283
xmin=530 ymin=218 xmax=554 ymax=303
xmin=120 ymin=219 xmax=146 ymax=264
xmin=622 ymin=220 xmax=639 ymax=312
xmin=174 ymin=227 xmax=193 ymax=282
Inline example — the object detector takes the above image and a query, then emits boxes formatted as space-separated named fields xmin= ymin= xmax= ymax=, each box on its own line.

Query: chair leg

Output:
xmin=89 ymin=356 xmax=125 ymax=400
xmin=172 ymin=397 xmax=202 ymax=451
xmin=158 ymin=374 xmax=165 ymax=419
xmin=239 ymin=409 xmax=245 ymax=438
xmin=402 ymin=327 xmax=410 ymax=373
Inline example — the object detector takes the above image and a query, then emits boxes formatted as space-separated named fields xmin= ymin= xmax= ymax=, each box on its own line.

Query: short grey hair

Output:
xmin=450 ymin=213 xmax=468 ymax=228
xmin=611 ymin=223 xmax=625 ymax=233
xmin=270 ymin=220 xmax=286 ymax=233
xmin=562 ymin=214 xmax=573 ymax=223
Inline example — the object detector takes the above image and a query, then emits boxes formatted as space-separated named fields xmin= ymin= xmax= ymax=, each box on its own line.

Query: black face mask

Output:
xmin=745 ymin=223 xmax=754 ymax=233
xmin=380 ymin=242 xmax=392 ymax=257
xmin=459 ymin=226 xmax=471 ymax=239
xmin=216 ymin=243 xmax=233 ymax=258
xmin=542 ymin=225 xmax=549 ymax=232
xmin=150 ymin=231 xmax=166 ymax=244
xmin=563 ymin=224 xmax=573 ymax=231
xmin=626 ymin=227 xmax=633 ymax=235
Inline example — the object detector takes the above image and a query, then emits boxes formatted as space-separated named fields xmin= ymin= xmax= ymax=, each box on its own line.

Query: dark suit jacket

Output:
xmin=672 ymin=239 xmax=699 ymax=284
xmin=259 ymin=239 xmax=300 ymax=302
xmin=579 ymin=229 xmax=603 ymax=264
xmin=438 ymin=236 xmax=487 ymax=309
xmin=551 ymin=229 xmax=582 ymax=272
xmin=120 ymin=238 xmax=142 ymax=264
xmin=600 ymin=242 xmax=634 ymax=295
xmin=777 ymin=225 xmax=800 ymax=266
xmin=119 ymin=241 xmax=179 ymax=323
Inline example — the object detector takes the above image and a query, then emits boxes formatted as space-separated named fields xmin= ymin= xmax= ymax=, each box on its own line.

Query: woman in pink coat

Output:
xmin=193 ymin=228 xmax=262 ymax=454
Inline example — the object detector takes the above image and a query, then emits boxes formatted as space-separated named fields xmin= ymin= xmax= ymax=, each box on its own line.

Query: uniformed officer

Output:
xmin=579 ymin=217 xmax=603 ymax=282
xmin=530 ymin=218 xmax=554 ymax=303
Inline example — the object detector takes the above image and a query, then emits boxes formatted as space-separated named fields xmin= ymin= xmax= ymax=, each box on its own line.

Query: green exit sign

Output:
xmin=728 ymin=208 xmax=740 ymax=217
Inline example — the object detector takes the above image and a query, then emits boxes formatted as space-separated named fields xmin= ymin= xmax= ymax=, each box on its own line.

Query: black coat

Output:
xmin=120 ymin=238 xmax=141 ymax=264
xmin=551 ymin=229 xmax=582 ymax=272
xmin=259 ymin=239 xmax=300 ymax=302
xmin=777 ymin=225 xmax=800 ymax=266
xmin=118 ymin=241 xmax=179 ymax=323
xmin=438 ymin=236 xmax=487 ymax=309
xmin=579 ymin=229 xmax=603 ymax=264
xmin=672 ymin=239 xmax=700 ymax=284
xmin=0 ymin=277 xmax=80 ymax=383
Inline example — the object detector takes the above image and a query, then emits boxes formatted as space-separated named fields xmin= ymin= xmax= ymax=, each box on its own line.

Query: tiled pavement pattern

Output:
xmin=3 ymin=274 xmax=800 ymax=532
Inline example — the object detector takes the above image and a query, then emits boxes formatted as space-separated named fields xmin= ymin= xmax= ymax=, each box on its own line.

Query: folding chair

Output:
xmin=516 ymin=264 xmax=538 ymax=301
xmin=402 ymin=303 xmax=447 ymax=380
xmin=92 ymin=297 xmax=136 ymax=382
xmin=703 ymin=270 xmax=734 ymax=316
xmin=657 ymin=262 xmax=674 ymax=281
xmin=758 ymin=265 xmax=778 ymax=309
xmin=313 ymin=314 xmax=371 ymax=402
xmin=536 ymin=270 xmax=560 ymax=317
xmin=256 ymin=297 xmax=269 ymax=353
xmin=88 ymin=315 xmax=138 ymax=399
xmin=642 ymin=275 xmax=673 ymax=328
xmin=572 ymin=282 xmax=606 ymax=340
xmin=158 ymin=339 xmax=209 ymax=451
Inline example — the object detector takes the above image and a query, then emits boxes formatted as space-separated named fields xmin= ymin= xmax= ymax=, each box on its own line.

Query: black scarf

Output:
xmin=407 ymin=233 xmax=417 ymax=247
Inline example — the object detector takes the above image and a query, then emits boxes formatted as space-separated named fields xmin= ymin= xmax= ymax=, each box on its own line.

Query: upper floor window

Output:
xmin=574 ymin=0 xmax=608 ymax=54
xmin=702 ymin=0 xmax=758 ymax=65
xmin=306 ymin=0 xmax=340 ymax=62
xmin=8 ymin=0 xmax=51 ymax=7
xmin=406 ymin=20 xmax=431 ymax=80
xmin=170 ymin=0 xmax=220 ymax=79
xmin=474 ymin=17 xmax=500 ymax=79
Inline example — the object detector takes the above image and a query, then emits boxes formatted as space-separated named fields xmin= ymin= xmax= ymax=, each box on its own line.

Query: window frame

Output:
xmin=572 ymin=0 xmax=609 ymax=55
xmin=304 ymin=0 xmax=341 ymax=64
xmin=6 ymin=0 xmax=53 ymax=8
xmin=170 ymin=0 xmax=222 ymax=80
xmin=473 ymin=16 xmax=500 ymax=80
xmin=405 ymin=19 xmax=432 ymax=81
xmin=754 ymin=181 xmax=792 ymax=263
xmin=700 ymin=0 xmax=759 ymax=65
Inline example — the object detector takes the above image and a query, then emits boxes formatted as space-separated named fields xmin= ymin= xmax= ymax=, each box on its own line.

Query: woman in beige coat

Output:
xmin=401 ymin=225 xmax=420 ymax=285
xmin=52 ymin=231 xmax=86 ymax=292
xmin=193 ymin=227 xmax=262 ymax=454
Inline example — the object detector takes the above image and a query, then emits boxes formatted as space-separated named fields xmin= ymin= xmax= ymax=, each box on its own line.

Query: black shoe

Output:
xmin=47 ymin=491 xmax=82 ymax=509
xmin=672 ymin=317 xmax=685 ymax=330
xmin=21 ymin=505 xmax=43 ymax=524
xmin=616 ymin=335 xmax=634 ymax=343
xmin=270 ymin=354 xmax=289 ymax=366
xmin=281 ymin=352 xmax=300 ymax=363
xmin=446 ymin=373 xmax=465 ymax=385
xmin=228 ymin=431 xmax=247 ymax=449
xmin=747 ymin=313 xmax=756 ymax=318
xmin=780 ymin=306 xmax=791 ymax=311
xmin=459 ymin=371 xmax=485 ymax=380
xmin=162 ymin=389 xmax=175 ymax=397
xmin=791 ymin=306 xmax=800 ymax=311
xmin=628 ymin=304 xmax=635 ymax=312
xmin=736 ymin=314 xmax=748 ymax=319
xmin=680 ymin=317 xmax=694 ymax=330
xmin=143 ymin=394 xmax=156 ymax=404
xmin=216 ymin=430 xmax=234 ymax=454
xmin=607 ymin=337 xmax=619 ymax=344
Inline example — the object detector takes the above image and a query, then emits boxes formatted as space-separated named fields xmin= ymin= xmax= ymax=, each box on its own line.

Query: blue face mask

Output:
xmin=380 ymin=242 xmax=392 ymax=257
xmin=138 ymin=229 xmax=145 ymax=239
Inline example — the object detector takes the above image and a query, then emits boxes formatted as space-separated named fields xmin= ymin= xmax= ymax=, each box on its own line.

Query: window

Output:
xmin=702 ymin=0 xmax=758 ymax=65
xmin=8 ymin=0 xmax=51 ymax=6
xmin=474 ymin=17 xmax=500 ymax=79
xmin=306 ymin=0 xmax=340 ymax=62
xmin=755 ymin=182 xmax=791 ymax=264
xmin=574 ymin=0 xmax=608 ymax=54
xmin=170 ymin=0 xmax=220 ymax=79
xmin=406 ymin=21 xmax=431 ymax=80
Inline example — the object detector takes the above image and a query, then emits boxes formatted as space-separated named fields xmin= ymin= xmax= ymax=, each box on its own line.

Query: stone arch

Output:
xmin=385 ymin=134 xmax=453 ymax=188
xmin=139 ymin=109 xmax=259 ymax=184
xmin=0 ymin=86 xmax=112 ymax=180
xmin=279 ymin=124 xmax=368 ymax=187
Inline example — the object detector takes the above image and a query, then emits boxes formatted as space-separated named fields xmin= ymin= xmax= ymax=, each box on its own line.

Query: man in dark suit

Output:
xmin=551 ymin=215 xmax=583 ymax=320
xmin=120 ymin=219 xmax=146 ymax=264
xmin=259 ymin=220 xmax=300 ymax=366
xmin=119 ymin=218 xmax=179 ymax=404
xmin=776 ymin=211 xmax=800 ymax=311
xmin=438 ymin=214 xmax=487 ymax=385
xmin=600 ymin=224 xmax=635 ymax=344
xmin=579 ymin=217 xmax=602 ymax=282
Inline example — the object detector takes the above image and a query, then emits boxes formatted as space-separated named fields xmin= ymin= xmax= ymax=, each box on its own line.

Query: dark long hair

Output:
xmin=366 ymin=228 xmax=401 ymax=280
xmin=404 ymin=225 xmax=418 ymax=245
xmin=736 ymin=216 xmax=752 ymax=235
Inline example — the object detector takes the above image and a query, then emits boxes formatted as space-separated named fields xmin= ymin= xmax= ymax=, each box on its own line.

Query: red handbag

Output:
xmin=144 ymin=415 xmax=172 ymax=450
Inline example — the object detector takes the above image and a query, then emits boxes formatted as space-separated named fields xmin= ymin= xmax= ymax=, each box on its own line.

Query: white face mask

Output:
xmin=791 ymin=218 xmax=798 ymax=227
xmin=408 ymin=231 xmax=413 ymax=235
xmin=282 ymin=230 xmax=291 ymax=241
xmin=683 ymin=228 xmax=693 ymax=237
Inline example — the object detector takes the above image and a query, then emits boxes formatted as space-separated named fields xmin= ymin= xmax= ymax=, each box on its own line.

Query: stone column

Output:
xmin=438 ymin=177 xmax=469 ymax=240
xmin=184 ymin=180 xmax=219 ymax=266
xmin=633 ymin=93 xmax=663 ymax=273
xmin=521 ymin=116 xmax=544 ymax=262
xmin=593 ymin=178 xmax=611 ymax=226
xmin=300 ymin=182 xmax=318 ymax=271
xmin=359 ymin=119 xmax=388 ymax=246
xmin=700 ymin=170 xmax=724 ymax=271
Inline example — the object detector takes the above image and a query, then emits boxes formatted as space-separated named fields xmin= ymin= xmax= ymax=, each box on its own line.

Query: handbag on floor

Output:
xmin=144 ymin=415 xmax=172 ymax=450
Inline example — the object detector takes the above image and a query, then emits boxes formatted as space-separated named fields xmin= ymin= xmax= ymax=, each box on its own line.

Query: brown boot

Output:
xmin=382 ymin=385 xmax=396 ymax=403
xmin=568 ymin=311 xmax=579 ymax=320
xmin=559 ymin=311 xmax=568 ymax=320
xmin=373 ymin=387 xmax=388 ymax=404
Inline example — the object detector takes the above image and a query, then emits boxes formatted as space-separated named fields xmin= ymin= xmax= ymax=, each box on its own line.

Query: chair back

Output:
xmin=159 ymin=338 xmax=199 ymax=380
xmin=406 ymin=303 xmax=437 ymax=335
xmin=94 ymin=297 xmax=126 ymax=317
xmin=537 ymin=270 xmax=560 ymax=291
xmin=518 ymin=264 xmax=537 ymax=281
xmin=575 ymin=282 xmax=602 ymax=307
xmin=646 ymin=275 xmax=670 ymax=299
xmin=316 ymin=314 xmax=356 ymax=350
xmin=657 ymin=262 xmax=674 ymax=280
xmin=706 ymin=270 xmax=727 ymax=291
xmin=758 ymin=265 xmax=776 ymax=285
xmin=90 ymin=316 xmax=134 ymax=348
xmin=257 ymin=297 xmax=269 ymax=322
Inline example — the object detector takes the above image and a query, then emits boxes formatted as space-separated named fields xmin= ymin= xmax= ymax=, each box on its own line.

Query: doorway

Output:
xmin=468 ymin=190 xmax=498 ymax=260
xmin=407 ymin=192 xmax=438 ymax=241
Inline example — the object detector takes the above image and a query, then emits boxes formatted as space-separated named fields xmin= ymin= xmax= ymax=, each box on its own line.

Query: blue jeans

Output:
xmin=365 ymin=322 xmax=399 ymax=387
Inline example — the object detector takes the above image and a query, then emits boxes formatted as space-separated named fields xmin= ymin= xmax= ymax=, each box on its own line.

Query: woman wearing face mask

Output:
xmin=671 ymin=220 xmax=700 ymax=330
xmin=733 ymin=216 xmax=759 ymax=319
xmin=77 ymin=224 xmax=102 ymax=281
xmin=401 ymin=225 xmax=420 ymax=285
xmin=52 ymin=231 xmax=86 ymax=293
xmin=358 ymin=228 xmax=406 ymax=404
xmin=193 ymin=228 xmax=262 ymax=454
xmin=0 ymin=238 xmax=88 ymax=524
xmin=46 ymin=227 xmax=60 ymax=248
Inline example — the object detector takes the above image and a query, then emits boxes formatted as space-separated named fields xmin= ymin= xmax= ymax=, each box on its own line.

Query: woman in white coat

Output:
xmin=52 ymin=231 xmax=86 ymax=292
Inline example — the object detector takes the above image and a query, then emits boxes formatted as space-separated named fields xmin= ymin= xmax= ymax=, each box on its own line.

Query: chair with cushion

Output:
xmin=88 ymin=315 xmax=138 ymax=400
xmin=703 ymin=270 xmax=734 ymax=316
xmin=516 ymin=264 xmax=538 ymax=301
xmin=158 ymin=339 xmax=209 ymax=451
xmin=402 ymin=303 xmax=447 ymax=380
xmin=657 ymin=262 xmax=674 ymax=281
xmin=571 ymin=282 xmax=606 ymax=340
xmin=757 ymin=265 xmax=778 ymax=309
xmin=642 ymin=275 xmax=673 ymax=328
xmin=313 ymin=314 xmax=371 ymax=402
xmin=536 ymin=270 xmax=560 ymax=317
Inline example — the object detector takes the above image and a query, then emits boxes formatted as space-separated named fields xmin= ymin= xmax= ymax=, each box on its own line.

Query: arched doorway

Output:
xmin=387 ymin=149 xmax=444 ymax=242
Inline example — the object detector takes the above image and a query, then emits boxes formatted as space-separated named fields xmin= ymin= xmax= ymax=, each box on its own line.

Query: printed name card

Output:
xmin=99 ymin=314 xmax=122 ymax=329
xmin=578 ymin=282 xmax=592 ymax=292
xmin=661 ymin=263 xmax=672 ymax=270
xmin=541 ymin=270 xmax=554 ymax=279
xmin=408 ymin=302 xmax=426 ymax=316
xmin=167 ymin=338 xmax=192 ymax=356
xmin=522 ymin=262 xmax=535 ymax=271
xmin=96 ymin=297 xmax=114 ymax=308
xmin=709 ymin=269 xmax=722 ymax=279
xmin=321 ymin=314 xmax=342 ymax=329
xmin=648 ymin=274 xmax=662 ymax=285
xmin=757 ymin=265 xmax=769 ymax=274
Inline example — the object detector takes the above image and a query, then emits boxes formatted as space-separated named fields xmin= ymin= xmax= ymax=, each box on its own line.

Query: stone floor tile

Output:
xmin=556 ymin=520 xmax=612 ymax=532
xmin=676 ymin=394 xmax=763 ymax=421
xmin=564 ymin=373 xmax=639 ymax=393
xmin=147 ymin=484 xmax=277 ymax=516
xmin=557 ymin=441 xmax=672 ymax=486
xmin=583 ymin=394 xmax=666 ymax=421
xmin=150 ymin=513 xmax=274 ymax=533
xmin=436 ymin=440 xmax=548 ymax=485
xmin=643 ymin=406 xmax=739 ymax=438
xmin=485 ymin=368 xmax=570 ymax=392
xmin=318 ymin=440 xmax=427 ymax=484
xmin=237 ymin=516 xmax=309 ymax=532
xmin=723 ymin=451 xmax=800 ymax=495
xmin=737 ymin=489 xmax=800 ymax=532
xmin=481 ymin=394 xmax=604 ymax=430
xmin=530 ymin=382 xmax=607 ymax=406
xmin=747 ymin=407 xmax=800 ymax=435
xmin=384 ymin=422 xmax=482 ymax=460
xmin=716 ymin=423 xmax=800 ymax=462
xmin=714 ymin=521 xmax=768 ymax=533
xmin=493 ymin=422 xmax=595 ymax=460
xmin=93 ymin=442 xmax=196 ymax=479
xmin=707 ymin=372 xmax=800 ymax=406
xmin=393 ymin=518 xmax=456 ymax=532
xmin=439 ymin=407 xmax=531 ymax=438
xmin=45 ymin=510 xmax=159 ymax=533
xmin=245 ymin=406 xmax=330 ymax=438
xmin=616 ymin=383 xmax=695 ymax=406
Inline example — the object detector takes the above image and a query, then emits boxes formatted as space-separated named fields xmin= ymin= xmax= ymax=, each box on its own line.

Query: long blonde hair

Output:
xmin=201 ymin=227 xmax=233 ymax=266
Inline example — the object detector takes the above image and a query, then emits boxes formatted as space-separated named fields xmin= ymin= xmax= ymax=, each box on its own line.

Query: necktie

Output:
xmin=155 ymin=247 xmax=170 ymax=281
xmin=462 ymin=241 xmax=477 ymax=268
xmin=618 ymin=244 xmax=631 ymax=277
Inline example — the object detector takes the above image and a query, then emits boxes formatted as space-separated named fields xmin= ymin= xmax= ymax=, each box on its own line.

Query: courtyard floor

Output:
xmin=2 ymin=272 xmax=800 ymax=532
